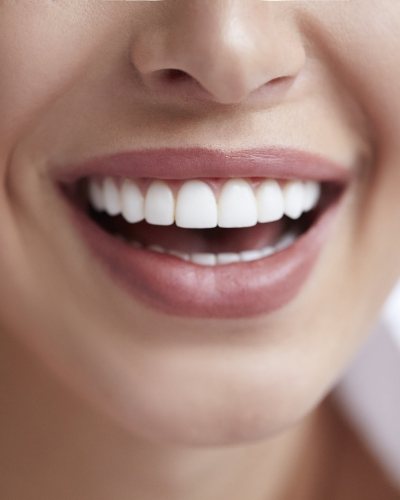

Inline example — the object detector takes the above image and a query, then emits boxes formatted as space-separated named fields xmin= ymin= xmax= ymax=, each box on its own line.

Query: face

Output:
xmin=0 ymin=0 xmax=399 ymax=446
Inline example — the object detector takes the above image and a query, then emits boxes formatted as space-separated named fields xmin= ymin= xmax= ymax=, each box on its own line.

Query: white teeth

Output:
xmin=88 ymin=179 xmax=105 ymax=211
xmin=216 ymin=253 xmax=241 ymax=265
xmin=168 ymin=249 xmax=190 ymax=261
xmin=121 ymin=180 xmax=144 ymax=223
xmin=103 ymin=177 xmax=121 ymax=216
xmin=303 ymin=181 xmax=321 ymax=212
xmin=240 ymin=249 xmax=265 ymax=262
xmin=283 ymin=181 xmax=305 ymax=220
xmin=238 ymin=246 xmax=274 ymax=261
xmin=88 ymin=177 xmax=322 ymax=228
xmin=148 ymin=244 xmax=165 ymax=253
xmin=176 ymin=180 xmax=217 ymax=228
xmin=137 ymin=228 xmax=298 ymax=266
xmin=145 ymin=181 xmax=175 ymax=226
xmin=87 ymin=176 xmax=321 ymax=267
xmin=260 ymin=246 xmax=275 ymax=258
xmin=275 ymin=231 xmax=298 ymax=251
xmin=190 ymin=253 xmax=217 ymax=266
xmin=218 ymin=179 xmax=258 ymax=228
xmin=256 ymin=180 xmax=285 ymax=223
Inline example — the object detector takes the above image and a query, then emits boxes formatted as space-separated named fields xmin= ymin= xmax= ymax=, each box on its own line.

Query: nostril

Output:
xmin=164 ymin=69 xmax=191 ymax=82
xmin=268 ymin=75 xmax=289 ymax=86
xmin=147 ymin=68 xmax=208 ymax=97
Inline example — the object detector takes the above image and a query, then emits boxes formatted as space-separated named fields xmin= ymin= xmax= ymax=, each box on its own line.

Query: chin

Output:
xmin=82 ymin=349 xmax=332 ymax=447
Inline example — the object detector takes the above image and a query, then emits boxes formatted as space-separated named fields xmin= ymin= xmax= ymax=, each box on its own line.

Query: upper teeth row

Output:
xmin=88 ymin=177 xmax=321 ymax=229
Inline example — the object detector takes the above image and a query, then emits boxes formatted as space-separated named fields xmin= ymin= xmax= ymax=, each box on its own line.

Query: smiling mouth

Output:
xmin=70 ymin=176 xmax=328 ymax=264
xmin=57 ymin=147 xmax=350 ymax=318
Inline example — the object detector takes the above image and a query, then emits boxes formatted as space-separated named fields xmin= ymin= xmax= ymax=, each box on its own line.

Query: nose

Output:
xmin=131 ymin=0 xmax=306 ymax=105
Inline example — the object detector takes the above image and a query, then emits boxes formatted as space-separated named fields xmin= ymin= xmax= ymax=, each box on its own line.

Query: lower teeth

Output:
xmin=129 ymin=230 xmax=299 ymax=266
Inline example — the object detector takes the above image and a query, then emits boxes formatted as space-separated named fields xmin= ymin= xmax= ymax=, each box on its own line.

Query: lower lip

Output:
xmin=66 ymin=195 xmax=343 ymax=319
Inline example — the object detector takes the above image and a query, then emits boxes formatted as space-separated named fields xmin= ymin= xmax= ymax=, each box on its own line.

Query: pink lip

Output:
xmin=57 ymin=147 xmax=351 ymax=319
xmin=56 ymin=147 xmax=351 ymax=183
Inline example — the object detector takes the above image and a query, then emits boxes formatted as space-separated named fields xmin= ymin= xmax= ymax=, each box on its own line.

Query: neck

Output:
xmin=0 ymin=330 xmax=325 ymax=500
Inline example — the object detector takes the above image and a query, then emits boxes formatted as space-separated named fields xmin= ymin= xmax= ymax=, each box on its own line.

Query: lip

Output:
xmin=57 ymin=147 xmax=351 ymax=319
xmin=55 ymin=147 xmax=351 ymax=183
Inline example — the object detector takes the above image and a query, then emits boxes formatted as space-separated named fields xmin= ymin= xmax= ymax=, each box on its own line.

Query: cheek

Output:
xmin=342 ymin=13 xmax=400 ymax=149
xmin=0 ymin=5 xmax=108 ymax=151
xmin=305 ymin=2 xmax=400 ymax=145
xmin=347 ymin=18 xmax=400 ymax=285
xmin=318 ymin=6 xmax=400 ymax=278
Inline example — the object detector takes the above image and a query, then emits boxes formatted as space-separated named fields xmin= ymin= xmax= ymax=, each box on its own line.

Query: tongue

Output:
xmin=107 ymin=217 xmax=287 ymax=253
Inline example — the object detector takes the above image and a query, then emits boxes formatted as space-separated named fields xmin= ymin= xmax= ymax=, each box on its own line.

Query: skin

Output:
xmin=0 ymin=1 xmax=399 ymax=499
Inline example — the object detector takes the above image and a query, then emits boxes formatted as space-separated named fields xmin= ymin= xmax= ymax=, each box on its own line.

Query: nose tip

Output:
xmin=131 ymin=2 xmax=306 ymax=106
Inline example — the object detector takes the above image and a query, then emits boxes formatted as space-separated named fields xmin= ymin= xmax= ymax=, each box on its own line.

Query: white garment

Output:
xmin=335 ymin=281 xmax=400 ymax=489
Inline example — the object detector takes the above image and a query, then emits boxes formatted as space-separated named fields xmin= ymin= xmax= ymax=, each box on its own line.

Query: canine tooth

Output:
xmin=145 ymin=181 xmax=175 ymax=226
xmin=121 ymin=179 xmax=144 ymax=223
xmin=88 ymin=179 xmax=104 ymax=211
xmin=216 ymin=253 xmax=241 ymax=264
xmin=218 ymin=179 xmax=258 ymax=228
xmin=283 ymin=181 xmax=305 ymax=220
xmin=303 ymin=181 xmax=321 ymax=211
xmin=176 ymin=180 xmax=218 ymax=229
xmin=190 ymin=253 xmax=217 ymax=266
xmin=240 ymin=249 xmax=264 ymax=262
xmin=103 ymin=177 xmax=121 ymax=216
xmin=256 ymin=180 xmax=285 ymax=223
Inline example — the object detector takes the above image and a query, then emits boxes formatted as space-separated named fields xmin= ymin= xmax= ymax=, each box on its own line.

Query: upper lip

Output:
xmin=54 ymin=147 xmax=352 ymax=185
